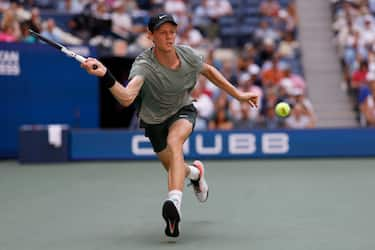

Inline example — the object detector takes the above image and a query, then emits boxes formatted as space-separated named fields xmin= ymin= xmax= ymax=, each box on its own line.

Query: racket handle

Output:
xmin=75 ymin=54 xmax=98 ymax=70
xmin=62 ymin=48 xmax=98 ymax=70
xmin=75 ymin=54 xmax=86 ymax=63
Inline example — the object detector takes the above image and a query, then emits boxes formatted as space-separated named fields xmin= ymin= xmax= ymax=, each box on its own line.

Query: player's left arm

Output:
xmin=200 ymin=63 xmax=258 ymax=108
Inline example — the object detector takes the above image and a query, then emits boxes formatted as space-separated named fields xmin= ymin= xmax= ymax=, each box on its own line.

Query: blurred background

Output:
xmin=0 ymin=0 xmax=374 ymax=161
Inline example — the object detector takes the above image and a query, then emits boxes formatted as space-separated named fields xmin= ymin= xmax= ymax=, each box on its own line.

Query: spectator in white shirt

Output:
xmin=230 ymin=73 xmax=262 ymax=123
xmin=111 ymin=0 xmax=133 ymax=40
xmin=285 ymin=103 xmax=315 ymax=128
xmin=357 ymin=15 xmax=375 ymax=46
xmin=191 ymin=76 xmax=215 ymax=130
xmin=178 ymin=23 xmax=205 ymax=48
xmin=206 ymin=0 xmax=233 ymax=20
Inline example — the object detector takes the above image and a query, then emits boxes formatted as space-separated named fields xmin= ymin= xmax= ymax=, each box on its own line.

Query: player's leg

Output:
xmin=165 ymin=119 xmax=193 ymax=191
xmin=158 ymin=150 xmax=207 ymax=202
xmin=158 ymin=104 xmax=209 ymax=203
xmin=158 ymin=119 xmax=192 ymax=238
xmin=157 ymin=150 xmax=192 ymax=178
xmin=168 ymin=106 xmax=208 ymax=203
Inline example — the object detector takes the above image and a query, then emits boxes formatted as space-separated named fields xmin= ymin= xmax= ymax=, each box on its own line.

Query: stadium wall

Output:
xmin=0 ymin=43 xmax=99 ymax=158
xmin=69 ymin=129 xmax=375 ymax=160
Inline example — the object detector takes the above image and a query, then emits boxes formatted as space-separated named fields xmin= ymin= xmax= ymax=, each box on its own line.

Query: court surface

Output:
xmin=1 ymin=158 xmax=375 ymax=250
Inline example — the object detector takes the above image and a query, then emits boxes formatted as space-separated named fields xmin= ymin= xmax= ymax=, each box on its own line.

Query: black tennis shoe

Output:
xmin=162 ymin=199 xmax=181 ymax=238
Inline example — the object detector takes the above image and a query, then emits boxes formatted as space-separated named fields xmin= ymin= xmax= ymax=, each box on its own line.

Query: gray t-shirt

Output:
xmin=129 ymin=45 xmax=204 ymax=124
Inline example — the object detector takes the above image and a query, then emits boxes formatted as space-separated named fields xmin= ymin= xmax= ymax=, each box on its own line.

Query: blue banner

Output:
xmin=0 ymin=43 xmax=99 ymax=158
xmin=70 ymin=128 xmax=375 ymax=160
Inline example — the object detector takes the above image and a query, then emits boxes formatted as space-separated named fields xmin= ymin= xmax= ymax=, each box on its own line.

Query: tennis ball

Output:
xmin=275 ymin=102 xmax=291 ymax=117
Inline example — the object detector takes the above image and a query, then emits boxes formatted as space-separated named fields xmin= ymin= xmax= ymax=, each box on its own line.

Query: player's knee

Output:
xmin=166 ymin=136 xmax=183 ymax=152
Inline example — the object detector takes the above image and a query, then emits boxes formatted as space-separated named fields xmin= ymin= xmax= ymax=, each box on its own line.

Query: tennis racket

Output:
xmin=29 ymin=29 xmax=98 ymax=70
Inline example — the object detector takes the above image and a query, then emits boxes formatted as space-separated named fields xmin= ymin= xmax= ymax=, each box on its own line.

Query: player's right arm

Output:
xmin=81 ymin=58 xmax=144 ymax=107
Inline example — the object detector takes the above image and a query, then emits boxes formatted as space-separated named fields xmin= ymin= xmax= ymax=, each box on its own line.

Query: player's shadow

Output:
xmin=113 ymin=219 xmax=222 ymax=246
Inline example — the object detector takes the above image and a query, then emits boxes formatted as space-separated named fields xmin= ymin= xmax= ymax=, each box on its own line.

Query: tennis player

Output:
xmin=82 ymin=13 xmax=258 ymax=238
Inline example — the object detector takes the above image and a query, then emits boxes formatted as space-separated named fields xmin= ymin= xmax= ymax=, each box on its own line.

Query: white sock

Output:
xmin=187 ymin=165 xmax=200 ymax=181
xmin=168 ymin=190 xmax=182 ymax=211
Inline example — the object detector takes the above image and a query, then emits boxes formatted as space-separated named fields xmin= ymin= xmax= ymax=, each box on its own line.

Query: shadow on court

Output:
xmin=1 ymin=159 xmax=375 ymax=250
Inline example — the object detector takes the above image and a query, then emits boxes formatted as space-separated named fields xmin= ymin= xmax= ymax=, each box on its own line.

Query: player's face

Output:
xmin=151 ymin=23 xmax=177 ymax=52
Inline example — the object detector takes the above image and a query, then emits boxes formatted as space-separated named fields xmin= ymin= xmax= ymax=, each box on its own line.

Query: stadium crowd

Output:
xmin=0 ymin=0 xmax=316 ymax=129
xmin=332 ymin=0 xmax=375 ymax=127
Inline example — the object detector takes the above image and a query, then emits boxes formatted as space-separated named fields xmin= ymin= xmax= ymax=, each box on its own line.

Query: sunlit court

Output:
xmin=1 ymin=159 xmax=375 ymax=250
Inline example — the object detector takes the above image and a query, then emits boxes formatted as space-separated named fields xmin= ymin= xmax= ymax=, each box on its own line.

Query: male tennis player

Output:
xmin=82 ymin=13 xmax=258 ymax=238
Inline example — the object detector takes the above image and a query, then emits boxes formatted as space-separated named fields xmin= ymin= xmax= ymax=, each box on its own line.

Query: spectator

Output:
xmin=233 ymin=102 xmax=256 ymax=129
xmin=285 ymin=103 xmax=315 ymax=128
xmin=259 ymin=0 xmax=280 ymax=18
xmin=20 ymin=21 xmax=36 ymax=43
xmin=254 ymin=20 xmax=280 ymax=46
xmin=214 ymin=90 xmax=231 ymax=111
xmin=257 ymin=37 xmax=277 ymax=66
xmin=285 ymin=0 xmax=298 ymax=34
xmin=199 ymin=0 xmax=233 ymax=40
xmin=351 ymin=59 xmax=368 ymax=92
xmin=28 ymin=7 xmax=42 ymax=33
xmin=91 ymin=0 xmax=111 ymax=20
xmin=281 ymin=66 xmax=306 ymax=92
xmin=41 ymin=18 xmax=82 ymax=45
xmin=359 ymin=71 xmax=375 ymax=126
xmin=0 ymin=23 xmax=18 ymax=42
xmin=164 ymin=0 xmax=186 ymax=15
xmin=191 ymin=77 xmax=215 ymax=130
xmin=1 ymin=9 xmax=21 ymax=41
xmin=259 ymin=104 xmax=284 ymax=129
xmin=127 ymin=32 xmax=153 ymax=57
xmin=278 ymin=31 xmax=299 ymax=59
xmin=278 ymin=78 xmax=294 ymax=102
xmin=230 ymin=72 xmax=262 ymax=123
xmin=178 ymin=23 xmax=205 ymax=48
xmin=205 ymin=47 xmax=223 ymax=71
xmin=192 ymin=0 xmax=211 ymax=36
xmin=205 ymin=0 xmax=233 ymax=20
xmin=112 ymin=39 xmax=128 ymax=56
xmin=10 ymin=1 xmax=31 ymax=23
xmin=357 ymin=15 xmax=375 ymax=46
xmin=221 ymin=58 xmax=238 ymax=87
xmin=261 ymin=55 xmax=284 ymax=87
xmin=56 ymin=0 xmax=86 ymax=14
xmin=208 ymin=108 xmax=234 ymax=130
xmin=111 ymin=0 xmax=133 ymax=40
xmin=40 ymin=18 xmax=63 ymax=43
xmin=194 ymin=74 xmax=218 ymax=98
xmin=247 ymin=63 xmax=263 ymax=87
xmin=261 ymin=86 xmax=279 ymax=114
xmin=290 ymin=88 xmax=316 ymax=124
xmin=164 ymin=0 xmax=189 ymax=32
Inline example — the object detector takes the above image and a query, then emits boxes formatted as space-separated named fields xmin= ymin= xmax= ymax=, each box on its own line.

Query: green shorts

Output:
xmin=140 ymin=104 xmax=197 ymax=153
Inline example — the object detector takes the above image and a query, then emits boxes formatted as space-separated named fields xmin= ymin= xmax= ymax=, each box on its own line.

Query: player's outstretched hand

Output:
xmin=238 ymin=92 xmax=259 ymax=108
xmin=81 ymin=57 xmax=106 ymax=77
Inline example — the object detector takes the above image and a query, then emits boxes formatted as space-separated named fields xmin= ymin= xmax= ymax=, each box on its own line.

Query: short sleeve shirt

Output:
xmin=129 ymin=45 xmax=204 ymax=124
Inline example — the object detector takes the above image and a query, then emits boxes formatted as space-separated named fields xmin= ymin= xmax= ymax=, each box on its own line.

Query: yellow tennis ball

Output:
xmin=275 ymin=102 xmax=291 ymax=117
